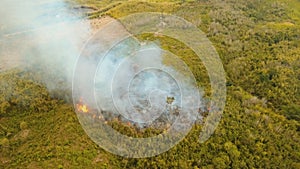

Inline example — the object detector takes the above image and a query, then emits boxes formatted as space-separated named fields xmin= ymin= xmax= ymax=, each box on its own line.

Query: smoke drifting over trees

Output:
xmin=0 ymin=0 xmax=90 ymax=92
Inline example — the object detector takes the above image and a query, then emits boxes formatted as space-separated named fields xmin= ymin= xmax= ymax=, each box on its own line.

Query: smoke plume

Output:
xmin=0 ymin=1 xmax=204 ymax=128
xmin=0 ymin=0 xmax=90 ymax=92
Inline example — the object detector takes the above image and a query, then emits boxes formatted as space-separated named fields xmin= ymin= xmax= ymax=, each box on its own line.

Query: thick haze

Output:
xmin=0 ymin=0 xmax=204 ymax=128
xmin=0 ymin=0 xmax=90 ymax=91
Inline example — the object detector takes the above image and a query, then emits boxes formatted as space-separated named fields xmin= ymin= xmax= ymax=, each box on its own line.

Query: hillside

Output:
xmin=1 ymin=0 xmax=300 ymax=168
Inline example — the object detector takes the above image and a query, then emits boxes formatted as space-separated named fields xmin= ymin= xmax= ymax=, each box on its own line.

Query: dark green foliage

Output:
xmin=282 ymin=104 xmax=300 ymax=122
xmin=0 ymin=70 xmax=55 ymax=116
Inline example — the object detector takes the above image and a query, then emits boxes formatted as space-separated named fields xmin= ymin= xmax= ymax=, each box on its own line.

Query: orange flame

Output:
xmin=77 ymin=103 xmax=89 ymax=113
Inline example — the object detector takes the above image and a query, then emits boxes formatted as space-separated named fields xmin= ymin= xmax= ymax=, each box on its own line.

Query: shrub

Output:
xmin=0 ymin=138 xmax=9 ymax=147
xmin=20 ymin=121 xmax=28 ymax=130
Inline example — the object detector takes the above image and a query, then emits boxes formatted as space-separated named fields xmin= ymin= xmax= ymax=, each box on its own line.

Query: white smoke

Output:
xmin=77 ymin=36 xmax=203 ymax=128
xmin=0 ymin=0 xmax=91 ymax=92
xmin=0 ymin=1 xmax=204 ymax=129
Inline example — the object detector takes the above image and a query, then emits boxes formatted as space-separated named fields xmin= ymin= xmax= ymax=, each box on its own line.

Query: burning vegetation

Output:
xmin=76 ymin=99 xmax=89 ymax=113
xmin=74 ymin=96 xmax=206 ymax=135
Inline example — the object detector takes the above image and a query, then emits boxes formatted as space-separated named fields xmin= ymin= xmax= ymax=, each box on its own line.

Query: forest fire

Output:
xmin=77 ymin=104 xmax=89 ymax=113
xmin=76 ymin=99 xmax=89 ymax=113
